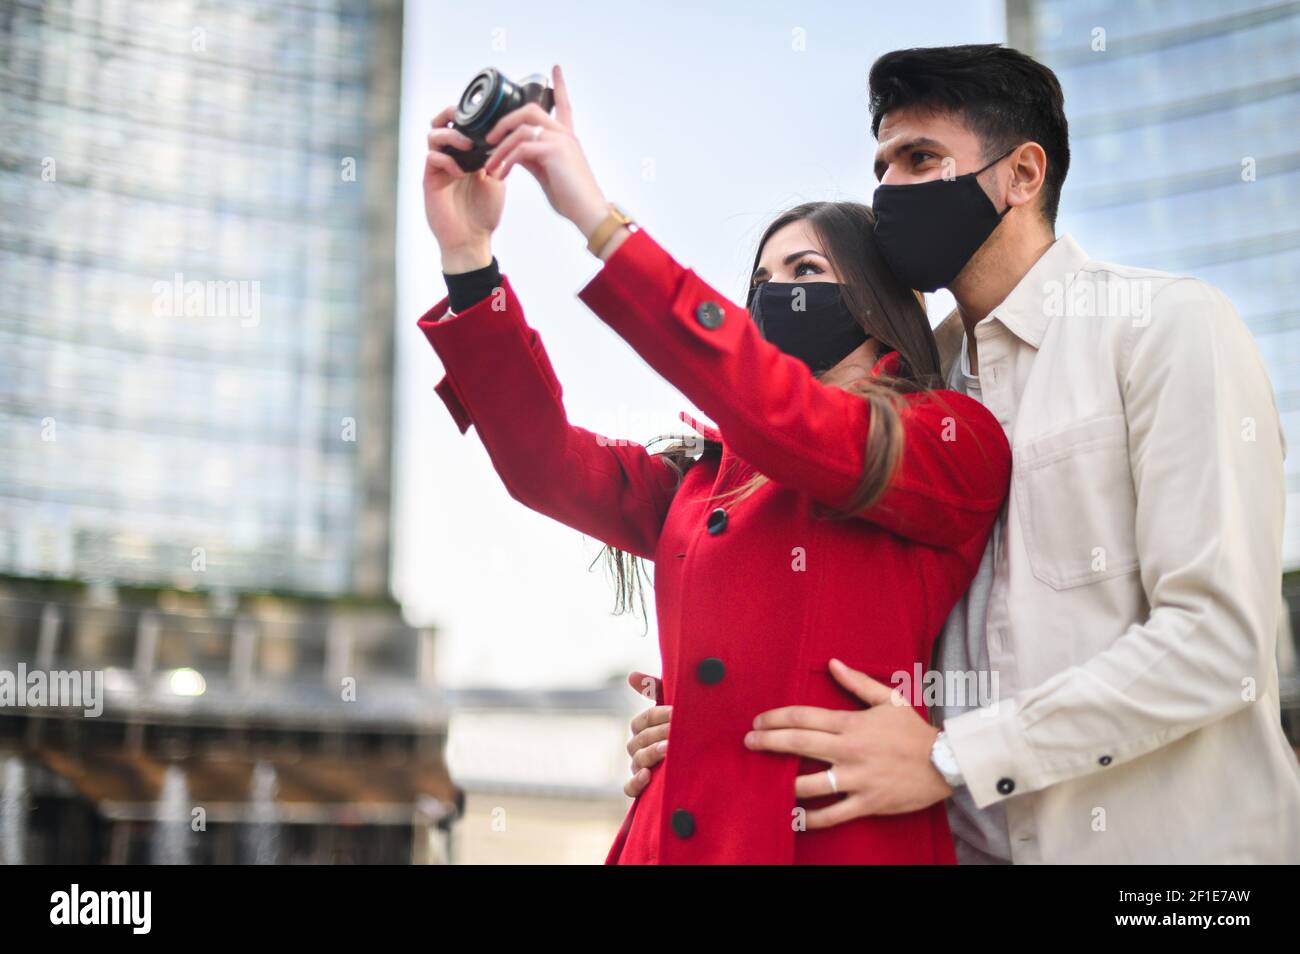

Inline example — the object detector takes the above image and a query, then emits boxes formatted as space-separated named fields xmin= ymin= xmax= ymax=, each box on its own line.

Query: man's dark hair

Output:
xmin=868 ymin=44 xmax=1070 ymax=228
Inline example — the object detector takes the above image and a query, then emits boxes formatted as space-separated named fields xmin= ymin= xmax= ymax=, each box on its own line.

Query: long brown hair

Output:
xmin=596 ymin=201 xmax=944 ymax=628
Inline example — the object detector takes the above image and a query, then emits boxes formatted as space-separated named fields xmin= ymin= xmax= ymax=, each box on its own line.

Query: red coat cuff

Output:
xmin=434 ymin=373 xmax=472 ymax=434
xmin=416 ymin=295 xmax=475 ymax=435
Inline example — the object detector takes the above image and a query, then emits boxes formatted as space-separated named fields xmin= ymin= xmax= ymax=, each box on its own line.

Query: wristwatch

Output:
xmin=586 ymin=203 xmax=635 ymax=257
xmin=929 ymin=730 xmax=965 ymax=789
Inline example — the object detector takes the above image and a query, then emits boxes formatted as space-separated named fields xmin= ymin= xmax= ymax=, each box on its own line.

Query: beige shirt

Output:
xmin=936 ymin=234 xmax=1300 ymax=863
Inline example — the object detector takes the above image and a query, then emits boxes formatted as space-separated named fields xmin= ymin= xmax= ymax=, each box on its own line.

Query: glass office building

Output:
xmin=1008 ymin=0 xmax=1300 ymax=569
xmin=0 ymin=1 xmax=458 ymax=864
xmin=0 ymin=0 xmax=397 ymax=598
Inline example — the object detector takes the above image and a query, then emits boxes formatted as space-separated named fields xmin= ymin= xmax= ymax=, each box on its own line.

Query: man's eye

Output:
xmin=913 ymin=151 xmax=936 ymax=165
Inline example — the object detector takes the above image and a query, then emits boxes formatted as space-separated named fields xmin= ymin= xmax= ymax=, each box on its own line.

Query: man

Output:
xmin=627 ymin=44 xmax=1300 ymax=863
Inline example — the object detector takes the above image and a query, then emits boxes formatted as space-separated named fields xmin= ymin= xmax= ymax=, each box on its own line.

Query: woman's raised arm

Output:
xmin=420 ymin=98 xmax=680 ymax=559
xmin=418 ymin=275 xmax=681 ymax=560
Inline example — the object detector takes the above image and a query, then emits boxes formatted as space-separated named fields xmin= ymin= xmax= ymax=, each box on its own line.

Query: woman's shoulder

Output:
xmin=901 ymin=383 xmax=996 ymax=420
xmin=899 ymin=386 xmax=1012 ymax=472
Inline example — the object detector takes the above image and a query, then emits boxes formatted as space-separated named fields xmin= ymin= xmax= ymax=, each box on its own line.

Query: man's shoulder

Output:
xmin=1075 ymin=256 xmax=1189 ymax=284
xmin=1050 ymin=255 xmax=1266 ymax=389
xmin=1074 ymin=257 xmax=1230 ymax=311
xmin=1052 ymin=253 xmax=1239 ymax=335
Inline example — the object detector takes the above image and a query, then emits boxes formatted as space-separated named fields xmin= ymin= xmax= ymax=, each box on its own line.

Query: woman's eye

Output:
xmin=794 ymin=260 xmax=823 ymax=278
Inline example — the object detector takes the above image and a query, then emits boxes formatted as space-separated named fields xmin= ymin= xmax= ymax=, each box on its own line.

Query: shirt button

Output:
xmin=695 ymin=301 xmax=724 ymax=329
xmin=1098 ymin=755 xmax=1113 ymax=766
xmin=697 ymin=657 xmax=725 ymax=684
xmin=996 ymin=777 xmax=1015 ymax=795
xmin=671 ymin=809 xmax=696 ymax=838
xmin=706 ymin=507 xmax=728 ymax=535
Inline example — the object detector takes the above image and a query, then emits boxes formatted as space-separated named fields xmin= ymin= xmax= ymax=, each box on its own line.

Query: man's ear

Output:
xmin=1006 ymin=141 xmax=1048 ymax=212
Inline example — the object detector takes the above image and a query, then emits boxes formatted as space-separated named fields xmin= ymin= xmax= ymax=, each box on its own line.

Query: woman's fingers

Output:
xmin=484 ymin=102 xmax=564 ymax=145
xmin=483 ymin=124 xmax=544 ymax=175
xmin=487 ymin=140 xmax=547 ymax=181
xmin=430 ymin=104 xmax=458 ymax=129
xmin=425 ymin=106 xmax=472 ymax=180
xmin=551 ymin=64 xmax=574 ymax=130
xmin=423 ymin=150 xmax=465 ymax=181
xmin=427 ymin=127 xmax=474 ymax=151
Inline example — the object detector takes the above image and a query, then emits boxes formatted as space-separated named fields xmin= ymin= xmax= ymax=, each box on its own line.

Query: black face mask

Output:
xmin=748 ymin=281 xmax=868 ymax=374
xmin=871 ymin=148 xmax=1015 ymax=293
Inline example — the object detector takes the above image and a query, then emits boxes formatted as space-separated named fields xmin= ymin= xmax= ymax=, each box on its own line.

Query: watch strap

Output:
xmin=586 ymin=203 xmax=634 ymax=257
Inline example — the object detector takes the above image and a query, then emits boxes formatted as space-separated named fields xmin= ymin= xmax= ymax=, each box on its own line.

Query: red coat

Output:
xmin=419 ymin=228 xmax=1011 ymax=864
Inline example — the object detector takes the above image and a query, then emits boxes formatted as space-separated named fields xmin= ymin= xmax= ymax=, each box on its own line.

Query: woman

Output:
xmin=419 ymin=67 xmax=1011 ymax=863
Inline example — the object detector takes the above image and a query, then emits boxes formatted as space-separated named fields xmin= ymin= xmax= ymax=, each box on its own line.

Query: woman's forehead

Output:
xmin=759 ymin=220 xmax=824 ymax=264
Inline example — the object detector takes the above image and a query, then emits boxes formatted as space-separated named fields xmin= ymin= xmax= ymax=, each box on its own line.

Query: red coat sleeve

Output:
xmin=417 ymin=277 xmax=681 ymax=560
xmin=577 ymin=228 xmax=1011 ymax=547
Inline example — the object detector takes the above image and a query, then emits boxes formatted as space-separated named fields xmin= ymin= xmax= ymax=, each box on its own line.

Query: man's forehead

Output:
xmin=876 ymin=107 xmax=971 ymax=155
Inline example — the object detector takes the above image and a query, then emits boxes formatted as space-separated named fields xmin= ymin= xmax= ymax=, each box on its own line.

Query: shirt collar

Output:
xmin=983 ymin=233 xmax=1091 ymax=348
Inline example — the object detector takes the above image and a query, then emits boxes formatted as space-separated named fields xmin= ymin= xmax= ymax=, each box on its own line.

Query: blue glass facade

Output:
xmin=0 ymin=0 xmax=396 ymax=596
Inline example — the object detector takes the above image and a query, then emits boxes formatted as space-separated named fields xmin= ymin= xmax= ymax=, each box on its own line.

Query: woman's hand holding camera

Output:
xmin=423 ymin=107 xmax=504 ymax=274
xmin=481 ymin=65 xmax=614 ymax=249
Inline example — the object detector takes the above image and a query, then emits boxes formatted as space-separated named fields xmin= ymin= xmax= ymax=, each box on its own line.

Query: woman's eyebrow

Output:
xmin=781 ymin=249 xmax=824 ymax=265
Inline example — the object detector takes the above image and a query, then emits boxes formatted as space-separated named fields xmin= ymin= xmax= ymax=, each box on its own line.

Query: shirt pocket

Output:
xmin=1012 ymin=413 xmax=1139 ymax=590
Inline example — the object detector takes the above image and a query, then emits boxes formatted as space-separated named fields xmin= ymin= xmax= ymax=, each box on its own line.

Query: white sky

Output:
xmin=392 ymin=0 xmax=1006 ymax=689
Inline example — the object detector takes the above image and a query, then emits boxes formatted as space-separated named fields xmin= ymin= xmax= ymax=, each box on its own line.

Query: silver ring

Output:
xmin=825 ymin=768 xmax=838 ymax=794
xmin=530 ymin=125 xmax=543 ymax=140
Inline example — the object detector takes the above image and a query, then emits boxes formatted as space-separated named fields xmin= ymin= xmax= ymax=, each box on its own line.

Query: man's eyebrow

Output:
xmin=874 ymin=136 xmax=948 ymax=177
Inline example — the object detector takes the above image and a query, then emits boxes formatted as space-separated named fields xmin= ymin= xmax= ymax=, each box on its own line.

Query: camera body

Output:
xmin=444 ymin=68 xmax=556 ymax=172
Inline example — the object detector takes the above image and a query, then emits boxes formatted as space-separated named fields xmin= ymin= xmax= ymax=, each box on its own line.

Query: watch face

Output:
xmin=932 ymin=736 xmax=960 ymax=782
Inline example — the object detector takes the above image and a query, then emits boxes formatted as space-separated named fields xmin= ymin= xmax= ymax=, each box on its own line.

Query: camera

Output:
xmin=443 ymin=68 xmax=556 ymax=172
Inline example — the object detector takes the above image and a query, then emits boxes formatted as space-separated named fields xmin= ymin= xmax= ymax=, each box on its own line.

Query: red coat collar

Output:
xmin=870 ymin=350 xmax=903 ymax=377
